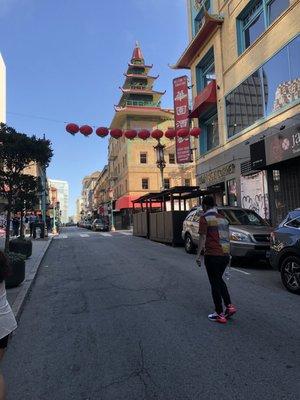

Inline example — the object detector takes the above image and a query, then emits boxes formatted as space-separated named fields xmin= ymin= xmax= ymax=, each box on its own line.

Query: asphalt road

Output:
xmin=3 ymin=227 xmax=300 ymax=400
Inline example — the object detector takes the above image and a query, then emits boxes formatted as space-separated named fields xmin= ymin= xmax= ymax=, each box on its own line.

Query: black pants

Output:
xmin=204 ymin=255 xmax=231 ymax=314
xmin=29 ymin=222 xmax=34 ymax=236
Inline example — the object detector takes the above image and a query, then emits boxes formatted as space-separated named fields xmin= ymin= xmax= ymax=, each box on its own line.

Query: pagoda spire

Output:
xmin=131 ymin=41 xmax=144 ymax=64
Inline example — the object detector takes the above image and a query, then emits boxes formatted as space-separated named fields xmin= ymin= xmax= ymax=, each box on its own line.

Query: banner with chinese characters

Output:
xmin=173 ymin=76 xmax=191 ymax=164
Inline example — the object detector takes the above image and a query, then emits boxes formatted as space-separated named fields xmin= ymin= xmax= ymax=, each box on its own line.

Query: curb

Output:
xmin=11 ymin=237 xmax=53 ymax=321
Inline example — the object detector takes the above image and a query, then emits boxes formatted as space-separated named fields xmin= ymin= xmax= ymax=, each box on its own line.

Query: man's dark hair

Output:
xmin=202 ymin=195 xmax=215 ymax=209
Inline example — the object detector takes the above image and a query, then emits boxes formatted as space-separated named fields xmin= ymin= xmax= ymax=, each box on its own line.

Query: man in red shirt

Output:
xmin=198 ymin=196 xmax=237 ymax=324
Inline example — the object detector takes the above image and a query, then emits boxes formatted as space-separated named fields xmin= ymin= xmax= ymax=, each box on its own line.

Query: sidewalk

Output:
xmin=0 ymin=237 xmax=53 ymax=320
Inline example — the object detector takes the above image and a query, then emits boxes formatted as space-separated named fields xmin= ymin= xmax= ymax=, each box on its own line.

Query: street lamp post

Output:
xmin=108 ymin=188 xmax=115 ymax=231
xmin=154 ymin=139 xmax=166 ymax=190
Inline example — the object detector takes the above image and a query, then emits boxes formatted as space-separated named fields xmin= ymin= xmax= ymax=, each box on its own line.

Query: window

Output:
xmin=196 ymin=47 xmax=215 ymax=93
xmin=142 ymin=178 xmax=149 ymax=190
xmin=238 ymin=0 xmax=290 ymax=53
xmin=184 ymin=179 xmax=191 ymax=186
xmin=227 ymin=179 xmax=237 ymax=206
xmin=262 ymin=46 xmax=289 ymax=115
xmin=164 ymin=178 xmax=170 ymax=189
xmin=200 ymin=113 xmax=219 ymax=153
xmin=169 ymin=153 xmax=175 ymax=164
xmin=226 ymin=35 xmax=300 ymax=138
xmin=226 ymin=71 xmax=264 ymax=137
xmin=140 ymin=152 xmax=147 ymax=164
xmin=268 ymin=0 xmax=290 ymax=24
xmin=286 ymin=217 xmax=300 ymax=229
xmin=193 ymin=0 xmax=211 ymax=35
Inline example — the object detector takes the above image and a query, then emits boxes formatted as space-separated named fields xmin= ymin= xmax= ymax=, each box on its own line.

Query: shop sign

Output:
xmin=266 ymin=128 xmax=300 ymax=165
xmin=173 ymin=76 xmax=191 ymax=164
xmin=250 ymin=140 xmax=266 ymax=169
xmin=199 ymin=163 xmax=235 ymax=185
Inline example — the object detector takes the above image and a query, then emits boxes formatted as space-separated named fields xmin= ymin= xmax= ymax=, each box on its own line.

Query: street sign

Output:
xmin=173 ymin=76 xmax=191 ymax=164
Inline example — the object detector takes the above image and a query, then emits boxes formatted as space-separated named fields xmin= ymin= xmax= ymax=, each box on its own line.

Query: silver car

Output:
xmin=182 ymin=206 xmax=272 ymax=261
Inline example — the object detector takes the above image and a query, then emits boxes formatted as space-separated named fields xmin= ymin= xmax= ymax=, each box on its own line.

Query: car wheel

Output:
xmin=185 ymin=234 xmax=195 ymax=254
xmin=280 ymin=256 xmax=300 ymax=294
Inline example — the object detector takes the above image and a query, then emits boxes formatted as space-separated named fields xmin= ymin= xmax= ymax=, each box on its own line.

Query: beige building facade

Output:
xmin=175 ymin=0 xmax=300 ymax=223
xmin=0 ymin=53 xmax=5 ymax=124
xmin=107 ymin=44 xmax=196 ymax=229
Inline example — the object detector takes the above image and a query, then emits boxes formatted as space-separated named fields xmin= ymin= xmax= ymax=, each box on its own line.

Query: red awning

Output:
xmin=189 ymin=80 xmax=217 ymax=118
xmin=115 ymin=195 xmax=140 ymax=211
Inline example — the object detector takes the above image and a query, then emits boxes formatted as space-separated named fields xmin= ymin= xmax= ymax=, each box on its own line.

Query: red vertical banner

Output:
xmin=173 ymin=75 xmax=191 ymax=164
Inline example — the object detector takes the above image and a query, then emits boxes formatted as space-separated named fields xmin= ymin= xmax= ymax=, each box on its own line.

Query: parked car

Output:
xmin=85 ymin=220 xmax=93 ymax=230
xmin=91 ymin=219 xmax=109 ymax=232
xmin=269 ymin=209 xmax=300 ymax=294
xmin=182 ymin=206 xmax=272 ymax=261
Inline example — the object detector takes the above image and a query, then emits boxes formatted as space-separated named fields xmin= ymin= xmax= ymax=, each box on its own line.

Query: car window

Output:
xmin=218 ymin=209 xmax=267 ymax=226
xmin=285 ymin=217 xmax=300 ymax=229
xmin=185 ymin=211 xmax=196 ymax=221
xmin=193 ymin=209 xmax=203 ymax=223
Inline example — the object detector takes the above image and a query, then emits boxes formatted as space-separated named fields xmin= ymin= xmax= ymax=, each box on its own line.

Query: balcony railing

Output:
xmin=125 ymin=100 xmax=161 ymax=107
xmin=128 ymin=85 xmax=149 ymax=91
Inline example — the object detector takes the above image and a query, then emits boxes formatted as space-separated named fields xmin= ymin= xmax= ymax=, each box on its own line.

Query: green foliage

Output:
xmin=9 ymin=238 xmax=32 ymax=258
xmin=0 ymin=123 xmax=53 ymax=252
xmin=7 ymin=251 xmax=26 ymax=264
xmin=13 ymin=175 xmax=41 ymax=213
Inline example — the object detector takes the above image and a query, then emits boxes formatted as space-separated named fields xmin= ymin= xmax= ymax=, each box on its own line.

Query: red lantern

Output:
xmin=66 ymin=123 xmax=79 ymax=135
xmin=177 ymin=128 xmax=189 ymax=138
xmin=138 ymin=129 xmax=150 ymax=140
xmin=110 ymin=128 xmax=123 ymax=139
xmin=165 ymin=128 xmax=176 ymax=140
xmin=151 ymin=129 xmax=164 ymax=140
xmin=124 ymin=130 xmax=137 ymax=140
xmin=190 ymin=127 xmax=201 ymax=138
xmin=96 ymin=127 xmax=109 ymax=138
xmin=80 ymin=125 xmax=93 ymax=136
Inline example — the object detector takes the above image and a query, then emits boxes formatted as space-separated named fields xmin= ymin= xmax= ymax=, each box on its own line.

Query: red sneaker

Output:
xmin=225 ymin=304 xmax=237 ymax=318
xmin=208 ymin=312 xmax=227 ymax=324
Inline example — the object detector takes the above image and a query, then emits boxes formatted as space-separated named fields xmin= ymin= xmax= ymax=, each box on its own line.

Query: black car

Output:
xmin=270 ymin=209 xmax=300 ymax=294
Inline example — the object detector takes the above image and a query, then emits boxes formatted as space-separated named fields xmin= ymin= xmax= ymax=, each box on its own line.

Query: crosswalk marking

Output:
xmin=53 ymin=234 xmax=68 ymax=240
xmin=119 ymin=232 xmax=132 ymax=236
xmin=99 ymin=232 xmax=112 ymax=237
xmin=80 ymin=233 xmax=90 ymax=237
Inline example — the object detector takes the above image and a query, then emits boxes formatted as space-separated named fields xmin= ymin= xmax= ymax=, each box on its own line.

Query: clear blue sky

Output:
xmin=0 ymin=0 xmax=188 ymax=216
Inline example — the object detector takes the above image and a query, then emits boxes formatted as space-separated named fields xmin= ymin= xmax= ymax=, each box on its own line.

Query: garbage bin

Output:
xmin=33 ymin=222 xmax=45 ymax=239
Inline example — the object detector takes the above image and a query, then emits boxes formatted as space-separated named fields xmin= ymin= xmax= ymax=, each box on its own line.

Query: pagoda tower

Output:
xmin=111 ymin=42 xmax=173 ymax=128
xmin=107 ymin=43 xmax=194 ymax=229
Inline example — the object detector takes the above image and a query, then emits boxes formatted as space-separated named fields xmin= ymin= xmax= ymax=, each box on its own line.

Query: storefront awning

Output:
xmin=189 ymin=80 xmax=217 ymax=118
xmin=115 ymin=195 xmax=140 ymax=211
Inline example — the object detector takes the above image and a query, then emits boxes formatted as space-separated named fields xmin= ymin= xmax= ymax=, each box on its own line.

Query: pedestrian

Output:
xmin=46 ymin=215 xmax=51 ymax=235
xmin=29 ymin=212 xmax=37 ymax=237
xmin=197 ymin=196 xmax=237 ymax=324
xmin=12 ymin=216 xmax=20 ymax=237
xmin=0 ymin=251 xmax=18 ymax=400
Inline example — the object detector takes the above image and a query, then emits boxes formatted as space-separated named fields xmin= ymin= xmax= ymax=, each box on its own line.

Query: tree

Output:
xmin=0 ymin=124 xmax=53 ymax=252
xmin=12 ymin=176 xmax=41 ymax=238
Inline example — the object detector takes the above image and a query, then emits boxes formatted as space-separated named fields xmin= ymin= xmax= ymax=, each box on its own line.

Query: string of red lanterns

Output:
xmin=65 ymin=123 xmax=201 ymax=139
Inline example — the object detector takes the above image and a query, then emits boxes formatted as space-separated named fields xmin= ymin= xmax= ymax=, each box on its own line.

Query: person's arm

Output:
xmin=196 ymin=216 xmax=207 ymax=262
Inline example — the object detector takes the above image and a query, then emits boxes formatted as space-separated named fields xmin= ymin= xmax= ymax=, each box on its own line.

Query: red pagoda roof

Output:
xmin=128 ymin=62 xmax=153 ymax=69
xmin=124 ymin=73 xmax=159 ymax=80
xmin=131 ymin=42 xmax=144 ymax=63
xmin=120 ymin=87 xmax=166 ymax=95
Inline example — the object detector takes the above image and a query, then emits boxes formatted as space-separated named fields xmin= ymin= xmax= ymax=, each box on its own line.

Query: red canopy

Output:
xmin=189 ymin=80 xmax=217 ymax=118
